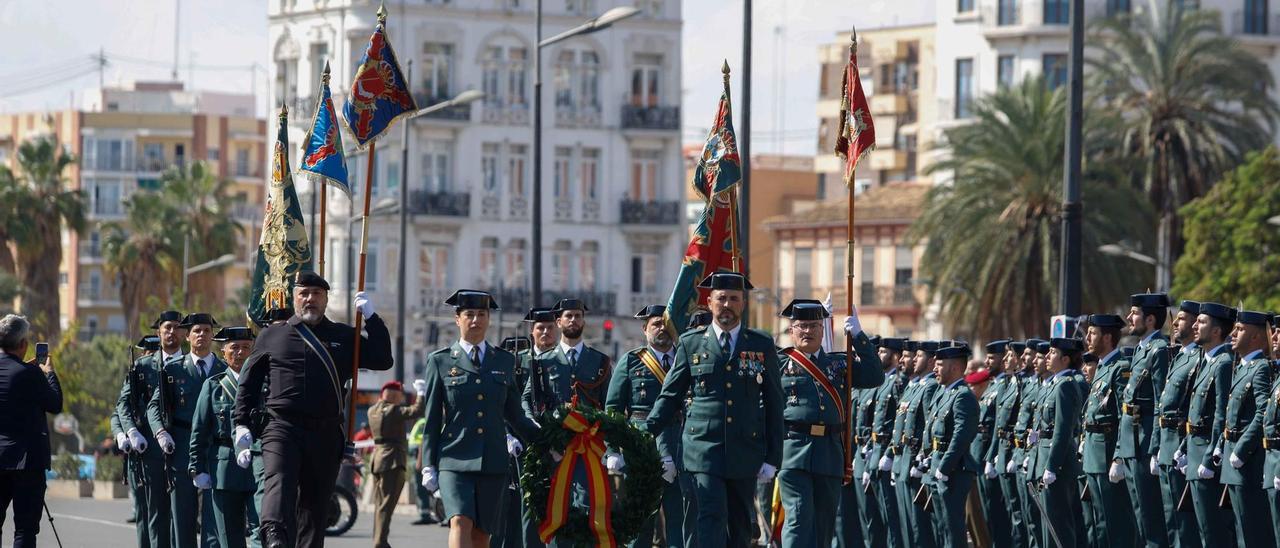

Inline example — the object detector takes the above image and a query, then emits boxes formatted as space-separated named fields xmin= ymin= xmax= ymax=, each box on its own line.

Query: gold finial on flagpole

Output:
xmin=279 ymin=103 xmax=288 ymax=121
xmin=377 ymin=2 xmax=387 ymax=24
xmin=722 ymin=60 xmax=731 ymax=92
xmin=850 ymin=25 xmax=859 ymax=54
xmin=322 ymin=60 xmax=331 ymax=86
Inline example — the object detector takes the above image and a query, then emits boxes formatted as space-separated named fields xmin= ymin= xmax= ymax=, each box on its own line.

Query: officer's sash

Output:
xmin=637 ymin=349 xmax=667 ymax=384
xmin=293 ymin=322 xmax=344 ymax=414
xmin=783 ymin=348 xmax=845 ymax=418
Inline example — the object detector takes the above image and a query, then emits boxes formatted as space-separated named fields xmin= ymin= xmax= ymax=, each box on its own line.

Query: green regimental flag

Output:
xmin=247 ymin=105 xmax=312 ymax=326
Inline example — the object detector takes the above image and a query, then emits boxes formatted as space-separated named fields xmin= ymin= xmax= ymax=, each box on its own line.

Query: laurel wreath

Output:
xmin=520 ymin=406 xmax=665 ymax=546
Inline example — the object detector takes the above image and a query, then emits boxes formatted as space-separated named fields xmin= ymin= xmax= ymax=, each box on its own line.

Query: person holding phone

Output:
xmin=0 ymin=314 xmax=63 ymax=548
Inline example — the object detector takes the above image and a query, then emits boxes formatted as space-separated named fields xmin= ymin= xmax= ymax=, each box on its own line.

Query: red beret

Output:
xmin=381 ymin=381 xmax=404 ymax=392
xmin=965 ymin=369 xmax=992 ymax=385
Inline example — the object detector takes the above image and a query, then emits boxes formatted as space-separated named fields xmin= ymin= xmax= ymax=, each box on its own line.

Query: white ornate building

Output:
xmin=268 ymin=0 xmax=685 ymax=387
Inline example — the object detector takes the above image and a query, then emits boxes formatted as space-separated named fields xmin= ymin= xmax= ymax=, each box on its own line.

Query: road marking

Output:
xmin=50 ymin=513 xmax=134 ymax=530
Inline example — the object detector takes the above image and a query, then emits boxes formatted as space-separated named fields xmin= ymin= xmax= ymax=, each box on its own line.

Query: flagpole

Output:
xmin=841 ymin=28 xmax=858 ymax=486
xmin=347 ymin=139 xmax=375 ymax=441
xmin=318 ymin=179 xmax=327 ymax=272
xmin=722 ymin=61 xmax=742 ymax=272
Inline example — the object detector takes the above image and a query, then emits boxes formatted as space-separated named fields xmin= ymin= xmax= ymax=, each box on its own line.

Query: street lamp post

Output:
xmin=182 ymin=247 xmax=236 ymax=308
xmin=532 ymin=2 xmax=641 ymax=306
xmin=1060 ymin=0 xmax=1084 ymax=318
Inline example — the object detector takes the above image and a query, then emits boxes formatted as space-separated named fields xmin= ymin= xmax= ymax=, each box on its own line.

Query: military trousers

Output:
xmin=1227 ymin=483 xmax=1274 ymax=548
xmin=893 ymin=474 xmax=936 ymax=548
xmin=631 ymin=472 xmax=689 ymax=548
xmin=211 ymin=488 xmax=258 ymax=548
xmin=997 ymin=471 xmax=1027 ymax=548
xmin=776 ymin=469 xmax=839 ymax=548
xmin=690 ymin=472 xmax=756 ymax=548
xmin=1037 ymin=475 xmax=1079 ymax=548
xmin=977 ymin=472 xmax=1011 ymax=548
xmin=1266 ymin=486 xmax=1280 ymax=544
xmin=1157 ymin=465 xmax=1200 ymax=548
xmin=871 ymin=472 xmax=903 ymax=548
xmin=834 ymin=478 xmax=865 ymax=548
xmin=1122 ymin=456 xmax=1169 ymax=547
xmin=130 ymin=455 xmax=172 ymax=548
xmin=1016 ymin=468 xmax=1042 ymax=548
xmin=259 ymin=417 xmax=344 ymax=548
xmin=928 ymin=472 xmax=972 ymax=548
xmin=371 ymin=468 xmax=405 ymax=548
xmin=166 ymin=428 xmax=218 ymax=548
xmin=1187 ymin=478 xmax=1233 ymax=547
xmin=1084 ymin=472 xmax=1134 ymax=547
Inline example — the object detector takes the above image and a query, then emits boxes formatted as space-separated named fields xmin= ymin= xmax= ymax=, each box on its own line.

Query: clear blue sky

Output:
xmin=0 ymin=0 xmax=931 ymax=156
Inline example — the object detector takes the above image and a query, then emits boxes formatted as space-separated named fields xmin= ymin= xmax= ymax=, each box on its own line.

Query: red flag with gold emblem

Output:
xmin=835 ymin=38 xmax=875 ymax=185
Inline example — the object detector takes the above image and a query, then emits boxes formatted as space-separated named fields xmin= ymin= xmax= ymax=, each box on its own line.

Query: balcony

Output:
xmin=77 ymin=282 xmax=120 ymax=306
xmin=137 ymin=157 xmax=168 ymax=173
xmin=555 ymin=105 xmax=602 ymax=128
xmin=620 ymin=200 xmax=681 ymax=225
xmin=408 ymin=190 xmax=470 ymax=217
xmin=621 ymin=105 xmax=680 ymax=131
xmin=870 ymin=94 xmax=910 ymax=115
xmin=857 ymin=285 xmax=917 ymax=311
xmin=230 ymin=202 xmax=262 ymax=224
xmin=481 ymin=101 xmax=530 ymax=126
xmin=79 ymin=241 xmax=103 ymax=261
xmin=413 ymin=93 xmax=473 ymax=122
xmin=979 ymin=2 xmax=1068 ymax=41
xmin=494 ymin=287 xmax=617 ymax=316
xmin=629 ymin=292 xmax=662 ymax=313
xmin=870 ymin=149 xmax=908 ymax=171
xmin=291 ymin=95 xmax=318 ymax=119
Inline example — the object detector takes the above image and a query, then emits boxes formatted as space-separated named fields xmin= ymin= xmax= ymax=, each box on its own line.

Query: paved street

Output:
xmin=43 ymin=497 xmax=452 ymax=547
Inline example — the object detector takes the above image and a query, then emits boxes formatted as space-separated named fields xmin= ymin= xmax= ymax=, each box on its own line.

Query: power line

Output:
xmin=0 ymin=65 xmax=99 ymax=99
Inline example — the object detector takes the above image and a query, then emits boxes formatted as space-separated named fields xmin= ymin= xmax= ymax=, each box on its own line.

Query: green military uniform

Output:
xmin=1185 ymin=302 xmax=1236 ymax=546
xmin=1080 ymin=317 xmax=1136 ymax=547
xmin=644 ymin=272 xmax=783 ymax=548
xmin=1013 ymin=341 xmax=1047 ymax=547
xmin=923 ymin=345 xmax=979 ymax=548
xmin=1031 ymin=339 xmax=1089 ymax=548
xmin=991 ymin=341 xmax=1028 ymax=548
xmin=854 ymin=337 xmax=908 ymax=548
xmin=975 ymin=340 xmax=1013 ymax=548
xmin=1217 ymin=312 xmax=1274 ymax=548
xmin=1261 ymin=319 xmax=1280 ymax=544
xmin=117 ymin=330 xmax=176 ymax=548
xmin=844 ymin=382 xmax=875 ymax=548
xmin=491 ymin=334 xmax=537 ymax=548
xmin=368 ymin=383 xmax=426 ymax=548
xmin=891 ymin=347 xmax=939 ymax=548
xmin=1151 ymin=301 xmax=1205 ymax=548
xmin=190 ymin=367 xmax=259 ymax=548
xmin=1118 ymin=293 xmax=1172 ymax=547
xmin=509 ymin=343 xmax=554 ymax=548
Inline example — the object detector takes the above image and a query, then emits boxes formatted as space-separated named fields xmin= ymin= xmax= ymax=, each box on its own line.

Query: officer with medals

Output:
xmin=524 ymin=299 xmax=613 ymax=412
xmin=148 ymin=312 xmax=226 ymax=548
xmin=232 ymin=272 xmax=393 ymax=548
xmin=490 ymin=334 xmax=531 ymax=548
xmin=1150 ymin=300 xmax=1203 ymax=547
xmin=774 ymin=300 xmax=882 ymax=547
xmin=118 ymin=312 xmax=184 ymax=548
xmin=510 ymin=307 xmax=560 ymax=548
xmin=1263 ymin=313 xmax=1280 ymax=540
xmin=605 ymin=304 xmax=692 ymax=548
xmin=643 ymin=272 xmax=784 ymax=548
xmin=852 ymin=336 xmax=907 ymax=548
xmin=189 ymin=326 xmax=259 ymax=548
xmin=919 ymin=343 xmax=978 ymax=547
xmin=991 ymin=340 xmax=1027 ymax=548
xmin=1216 ymin=310 xmax=1275 ymax=547
xmin=368 ymin=379 xmax=427 ymax=548
xmin=892 ymin=341 xmax=941 ymax=548
xmin=1186 ymin=302 xmax=1236 ymax=545
xmin=1013 ymin=339 xmax=1048 ymax=545
xmin=1117 ymin=292 xmax=1172 ymax=547
xmin=1081 ymin=314 xmax=1137 ymax=547
xmin=1031 ymin=338 xmax=1089 ymax=548
xmin=975 ymin=339 xmax=1013 ymax=548
xmin=418 ymin=290 xmax=540 ymax=548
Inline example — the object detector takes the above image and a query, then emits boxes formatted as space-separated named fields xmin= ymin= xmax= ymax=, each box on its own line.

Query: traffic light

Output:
xmin=603 ymin=319 xmax=614 ymax=345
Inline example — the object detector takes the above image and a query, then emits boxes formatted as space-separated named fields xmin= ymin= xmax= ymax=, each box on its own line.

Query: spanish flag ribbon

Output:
xmin=770 ymin=478 xmax=784 ymax=542
xmin=538 ymin=410 xmax=617 ymax=547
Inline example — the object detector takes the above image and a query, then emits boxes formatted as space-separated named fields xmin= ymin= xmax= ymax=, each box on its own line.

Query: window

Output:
xmin=481 ymin=143 xmax=500 ymax=192
xmin=551 ymin=241 xmax=572 ymax=291
xmin=1043 ymin=0 xmax=1068 ymax=24
xmin=794 ymin=247 xmax=813 ymax=297
xmin=860 ymin=246 xmax=875 ymax=304
xmin=832 ymin=242 xmax=844 ymax=283
xmin=1245 ymin=0 xmax=1268 ymax=35
xmin=207 ymin=147 xmax=220 ymax=161
xmin=998 ymin=0 xmax=1018 ymax=25
xmin=894 ymin=246 xmax=913 ymax=286
xmin=385 ymin=160 xmax=400 ymax=194
xmin=507 ymin=144 xmax=527 ymax=199
xmin=174 ymin=143 xmax=185 ymax=168
xmin=85 ymin=230 xmax=101 ymax=257
xmin=554 ymin=147 xmax=573 ymax=199
xmin=142 ymin=142 xmax=164 ymax=171
xmin=419 ymin=243 xmax=450 ymax=296
xmin=482 ymin=43 xmax=528 ymax=109
xmin=565 ymin=0 xmax=595 ymax=14
xmin=554 ymin=48 xmax=600 ymax=112
xmin=85 ymin=178 xmax=123 ymax=216
xmin=421 ymin=140 xmax=451 ymax=192
xmin=420 ymin=43 xmax=454 ymax=103
xmin=479 ymin=237 xmax=499 ymax=286
xmin=580 ymin=148 xmax=599 ymax=201
xmin=88 ymin=269 xmax=101 ymax=299
xmin=1043 ymin=53 xmax=1068 ymax=90
xmin=1106 ymin=0 xmax=1130 ymax=16
xmin=235 ymin=147 xmax=251 ymax=177
xmin=630 ymin=150 xmax=660 ymax=201
xmin=998 ymin=55 xmax=1015 ymax=88
xmin=630 ymin=253 xmax=658 ymax=293
xmin=366 ymin=238 xmax=379 ymax=292
xmin=83 ymin=137 xmax=134 ymax=171
xmin=955 ymin=58 xmax=974 ymax=119
xmin=309 ymin=42 xmax=329 ymax=95
xmin=577 ymin=242 xmax=598 ymax=291
xmin=275 ymin=59 xmax=298 ymax=106
xmin=631 ymin=54 xmax=662 ymax=106
xmin=957 ymin=0 xmax=974 ymax=13
xmin=503 ymin=240 xmax=527 ymax=287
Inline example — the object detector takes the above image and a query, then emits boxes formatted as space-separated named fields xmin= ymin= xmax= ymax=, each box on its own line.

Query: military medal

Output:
xmin=449 ymin=367 xmax=460 ymax=376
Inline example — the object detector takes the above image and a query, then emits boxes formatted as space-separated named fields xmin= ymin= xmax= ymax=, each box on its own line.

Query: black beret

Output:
xmin=150 ymin=310 xmax=184 ymax=329
xmin=213 ymin=326 xmax=255 ymax=342
xmin=180 ymin=313 xmax=218 ymax=328
xmin=1087 ymin=314 xmax=1124 ymax=329
xmin=634 ymin=305 xmax=667 ymax=319
xmin=1237 ymin=310 xmax=1270 ymax=327
xmin=1082 ymin=352 xmax=1098 ymax=364
xmin=1009 ymin=341 xmax=1026 ymax=354
xmin=986 ymin=339 xmax=1010 ymax=354
xmin=1129 ymin=292 xmax=1170 ymax=309
xmin=1179 ymin=300 xmax=1201 ymax=314
xmin=1198 ymin=302 xmax=1236 ymax=323
xmin=697 ymin=271 xmax=753 ymax=291
xmin=523 ymin=307 xmax=556 ymax=323
xmin=445 ymin=289 xmax=500 ymax=310
xmin=1271 ymin=313 xmax=1280 ymax=328
xmin=294 ymin=270 xmax=330 ymax=290
xmin=552 ymin=298 xmax=589 ymax=314
xmin=780 ymin=299 xmax=829 ymax=321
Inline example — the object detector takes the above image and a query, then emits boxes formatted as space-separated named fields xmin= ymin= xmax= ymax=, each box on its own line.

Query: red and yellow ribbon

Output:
xmin=770 ymin=478 xmax=784 ymax=542
xmin=538 ymin=410 xmax=617 ymax=547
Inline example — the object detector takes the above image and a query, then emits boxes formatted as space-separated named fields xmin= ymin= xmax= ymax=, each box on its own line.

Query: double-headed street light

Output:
xmin=531 ymin=3 xmax=641 ymax=306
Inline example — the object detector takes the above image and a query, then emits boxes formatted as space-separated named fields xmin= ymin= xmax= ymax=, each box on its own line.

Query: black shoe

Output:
xmin=126 ymin=516 xmax=137 ymax=524
xmin=262 ymin=526 xmax=287 ymax=548
xmin=410 ymin=517 xmax=435 ymax=525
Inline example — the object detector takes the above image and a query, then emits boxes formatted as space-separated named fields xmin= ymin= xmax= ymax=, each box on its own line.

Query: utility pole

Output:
xmin=395 ymin=62 xmax=411 ymax=383
xmin=1060 ymin=0 xmax=1084 ymax=316
xmin=740 ymin=0 xmax=752 ymax=278
xmin=532 ymin=0 xmax=544 ymax=306
xmin=172 ymin=0 xmax=180 ymax=81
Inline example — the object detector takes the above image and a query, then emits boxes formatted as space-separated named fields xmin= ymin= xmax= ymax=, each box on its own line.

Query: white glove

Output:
xmin=605 ymin=451 xmax=625 ymax=472
xmin=193 ymin=473 xmax=213 ymax=490
xmin=1006 ymin=459 xmax=1016 ymax=474
xmin=236 ymin=449 xmax=252 ymax=469
xmin=413 ymin=379 xmax=427 ymax=395
xmin=1027 ymin=430 xmax=1040 ymax=445
xmin=506 ymin=434 xmax=523 ymax=457
xmin=550 ymin=450 xmax=564 ymax=463
xmin=1042 ymin=470 xmax=1057 ymax=486
xmin=1197 ymin=464 xmax=1215 ymax=480
xmin=1108 ymin=461 xmax=1127 ymax=483
xmin=844 ymin=309 xmax=863 ymax=337
xmin=1213 ymin=447 xmax=1223 ymax=459
xmin=757 ymin=463 xmax=778 ymax=483
xmin=878 ymin=455 xmax=893 ymax=471
xmin=861 ymin=471 xmax=871 ymax=488
xmin=661 ymin=456 xmax=677 ymax=483
xmin=115 ymin=433 xmax=130 ymax=453
xmin=910 ymin=466 xmax=923 ymax=479
xmin=934 ymin=469 xmax=949 ymax=482
xmin=1274 ymin=476 xmax=1280 ymax=491
xmin=233 ymin=426 xmax=253 ymax=452
xmin=1150 ymin=456 xmax=1159 ymax=475
xmin=919 ymin=456 xmax=932 ymax=469
xmin=157 ymin=431 xmax=175 ymax=454
xmin=1229 ymin=453 xmax=1244 ymax=469
xmin=984 ymin=462 xmax=997 ymax=479
xmin=1078 ymin=440 xmax=1085 ymax=455
xmin=355 ymin=291 xmax=375 ymax=320
xmin=421 ymin=466 xmax=439 ymax=491
xmin=126 ymin=428 xmax=148 ymax=453
xmin=1021 ymin=457 xmax=1030 ymax=471
xmin=1173 ymin=450 xmax=1187 ymax=470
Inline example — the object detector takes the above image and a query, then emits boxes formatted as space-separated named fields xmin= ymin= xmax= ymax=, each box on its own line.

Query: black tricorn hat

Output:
xmin=1198 ymin=302 xmax=1236 ymax=323
xmin=1087 ymin=314 xmax=1124 ymax=329
xmin=523 ymin=307 xmax=556 ymax=323
xmin=135 ymin=336 xmax=161 ymax=352
xmin=1009 ymin=341 xmax=1027 ymax=354
xmin=180 ymin=313 xmax=218 ymax=328
xmin=1129 ymin=292 xmax=1170 ymax=309
xmin=501 ymin=336 xmax=531 ymax=352
xmin=444 ymin=290 xmax=499 ymax=310
xmin=150 ymin=310 xmax=184 ymax=329
xmin=935 ymin=345 xmax=971 ymax=361
xmin=697 ymin=271 xmax=753 ymax=291
xmin=634 ymin=305 xmax=667 ymax=319
xmin=1237 ymin=310 xmax=1271 ymax=327
xmin=1179 ymin=300 xmax=1201 ymax=314
xmin=294 ymin=271 xmax=330 ymax=290
xmin=687 ymin=309 xmax=713 ymax=330
xmin=213 ymin=326 xmax=255 ymax=342
xmin=1049 ymin=337 xmax=1085 ymax=354
xmin=552 ymin=298 xmax=589 ymax=315
xmin=780 ymin=299 xmax=829 ymax=321
xmin=985 ymin=339 xmax=1010 ymax=355
xmin=881 ymin=337 xmax=907 ymax=352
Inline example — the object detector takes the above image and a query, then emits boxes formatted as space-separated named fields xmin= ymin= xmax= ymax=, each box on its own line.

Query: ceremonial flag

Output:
xmin=690 ymin=63 xmax=742 ymax=201
xmin=342 ymin=4 xmax=417 ymax=147
xmin=835 ymin=36 xmax=875 ymax=185
xmin=300 ymin=61 xmax=350 ymax=194
xmin=247 ymin=106 xmax=312 ymax=326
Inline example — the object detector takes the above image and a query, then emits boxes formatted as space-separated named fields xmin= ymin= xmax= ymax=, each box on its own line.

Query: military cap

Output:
xmin=939 ymin=340 xmax=959 ymax=349
xmin=1082 ymin=352 xmax=1099 ymax=365
xmin=501 ymin=336 xmax=532 ymax=352
xmin=965 ymin=369 xmax=992 ymax=385
xmin=935 ymin=344 xmax=971 ymax=361
xmin=986 ymin=339 xmax=1010 ymax=355
xmin=1178 ymin=300 xmax=1201 ymax=314
xmin=1049 ymin=337 xmax=1084 ymax=354
xmin=1025 ymin=338 xmax=1047 ymax=352
xmin=1271 ymin=313 xmax=1280 ymax=328
xmin=1198 ymin=302 xmax=1236 ymax=323
xmin=294 ymin=270 xmax=330 ymax=290
xmin=1237 ymin=310 xmax=1271 ymax=327
xmin=1032 ymin=339 xmax=1051 ymax=354
xmin=444 ymin=289 xmax=500 ymax=310
xmin=523 ymin=307 xmax=557 ymax=323
xmin=381 ymin=380 xmax=403 ymax=392
xmin=1129 ymin=292 xmax=1170 ymax=309
xmin=1009 ymin=341 xmax=1027 ymax=354
xmin=259 ymin=307 xmax=294 ymax=326
xmin=1087 ymin=314 xmax=1124 ymax=329
xmin=212 ymin=326 xmax=254 ymax=342
xmin=634 ymin=304 xmax=667 ymax=319
xmin=552 ymin=298 xmax=589 ymax=315
xmin=180 ymin=313 xmax=218 ymax=328
xmin=135 ymin=335 xmax=161 ymax=352
xmin=869 ymin=335 xmax=883 ymax=347
xmin=904 ymin=340 xmax=919 ymax=353
xmin=697 ymin=271 xmax=754 ymax=291
xmin=150 ymin=310 xmax=184 ymax=329
xmin=687 ymin=309 xmax=713 ymax=330
xmin=780 ymin=299 xmax=829 ymax=320
xmin=881 ymin=337 xmax=907 ymax=352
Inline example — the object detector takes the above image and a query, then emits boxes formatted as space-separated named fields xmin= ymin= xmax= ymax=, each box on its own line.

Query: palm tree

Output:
xmin=160 ymin=162 xmax=242 ymax=308
xmin=2 ymin=136 xmax=86 ymax=340
xmin=1089 ymin=3 xmax=1279 ymax=289
xmin=102 ymin=192 xmax=182 ymax=339
xmin=912 ymin=77 xmax=1153 ymax=340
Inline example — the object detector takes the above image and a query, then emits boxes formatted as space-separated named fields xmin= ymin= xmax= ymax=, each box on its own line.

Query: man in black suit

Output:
xmin=0 ymin=314 xmax=63 ymax=548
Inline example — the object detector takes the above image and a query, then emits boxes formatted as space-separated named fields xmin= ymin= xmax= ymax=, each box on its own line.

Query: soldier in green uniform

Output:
xmin=1012 ymin=339 xmax=1048 ymax=546
xmin=1187 ymin=302 xmax=1236 ymax=546
xmin=119 ymin=312 xmax=184 ymax=548
xmin=991 ymin=340 xmax=1028 ymax=548
xmin=1265 ymin=314 xmax=1280 ymax=542
xmin=524 ymin=299 xmax=613 ymax=412
xmin=1151 ymin=300 xmax=1203 ymax=547
xmin=418 ymin=290 xmax=541 ymax=548
xmin=1080 ymin=314 xmax=1136 ymax=548
xmin=368 ymin=379 xmax=427 ymax=548
xmin=842 ymin=333 xmax=875 ymax=548
xmin=922 ymin=344 xmax=978 ymax=547
xmin=1217 ymin=310 xmax=1274 ymax=547
xmin=605 ymin=304 xmax=692 ymax=548
xmin=189 ymin=326 xmax=259 ymax=548
xmin=514 ymin=307 xmax=559 ymax=548
xmin=644 ymin=272 xmax=784 ymax=548
xmin=892 ymin=341 xmax=940 ymax=548
xmin=976 ymin=339 xmax=1013 ymax=548
xmin=490 ymin=335 xmax=530 ymax=548
xmin=857 ymin=336 xmax=907 ymax=548
xmin=1118 ymin=293 xmax=1172 ymax=547
xmin=1032 ymin=338 xmax=1089 ymax=548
